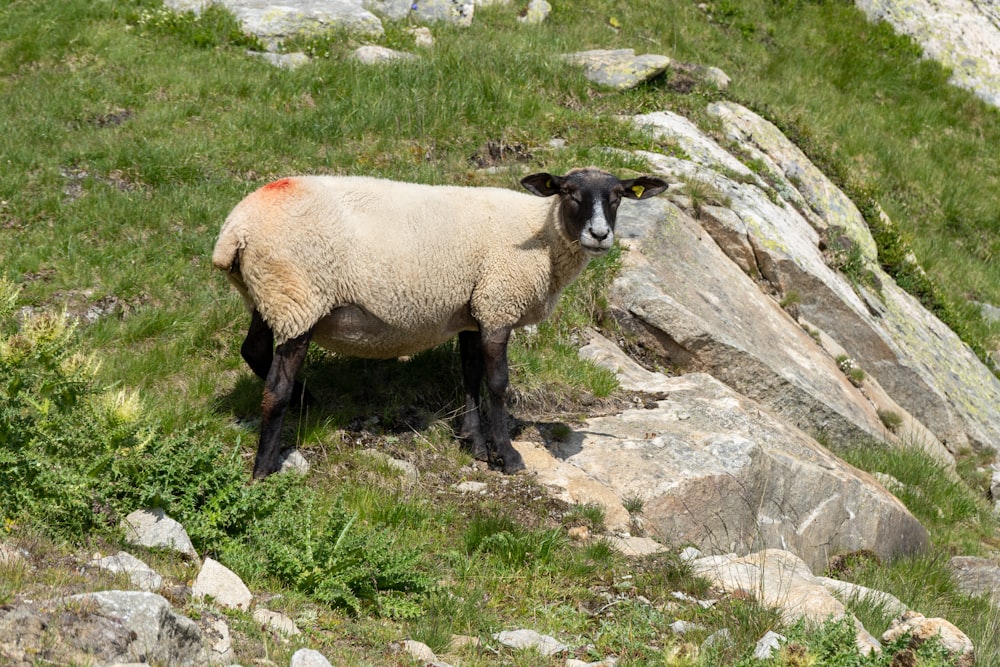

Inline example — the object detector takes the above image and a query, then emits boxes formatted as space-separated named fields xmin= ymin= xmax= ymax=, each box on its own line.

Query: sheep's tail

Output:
xmin=212 ymin=226 xmax=254 ymax=308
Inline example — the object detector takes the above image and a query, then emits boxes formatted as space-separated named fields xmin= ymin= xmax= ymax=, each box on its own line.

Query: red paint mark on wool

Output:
xmin=262 ymin=178 xmax=295 ymax=192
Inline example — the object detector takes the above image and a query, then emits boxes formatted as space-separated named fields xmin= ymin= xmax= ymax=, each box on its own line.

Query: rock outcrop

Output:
xmin=524 ymin=366 xmax=928 ymax=573
xmin=855 ymin=0 xmax=1000 ymax=108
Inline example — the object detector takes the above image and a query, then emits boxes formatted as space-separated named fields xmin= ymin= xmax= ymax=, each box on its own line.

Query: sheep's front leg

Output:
xmin=253 ymin=329 xmax=312 ymax=480
xmin=458 ymin=330 xmax=490 ymax=463
xmin=482 ymin=326 xmax=525 ymax=474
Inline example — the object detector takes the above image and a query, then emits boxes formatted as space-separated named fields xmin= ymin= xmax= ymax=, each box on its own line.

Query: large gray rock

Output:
xmin=68 ymin=591 xmax=208 ymax=665
xmin=610 ymin=194 xmax=894 ymax=453
xmin=166 ymin=0 xmax=384 ymax=49
xmin=691 ymin=550 xmax=883 ymax=655
xmin=539 ymin=371 xmax=928 ymax=572
xmin=628 ymin=104 xmax=1000 ymax=459
xmin=705 ymin=101 xmax=1000 ymax=455
xmin=370 ymin=0 xmax=475 ymax=26
xmin=855 ymin=0 xmax=1000 ymax=108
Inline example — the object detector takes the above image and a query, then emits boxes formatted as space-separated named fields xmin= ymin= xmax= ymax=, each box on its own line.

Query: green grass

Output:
xmin=2 ymin=0 xmax=1000 ymax=665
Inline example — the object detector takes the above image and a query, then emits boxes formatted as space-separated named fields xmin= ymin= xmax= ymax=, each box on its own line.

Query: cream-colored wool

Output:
xmin=212 ymin=175 xmax=592 ymax=357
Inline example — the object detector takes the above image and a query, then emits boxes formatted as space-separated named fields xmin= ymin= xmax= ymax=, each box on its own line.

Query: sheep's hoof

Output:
xmin=463 ymin=439 xmax=491 ymax=462
xmin=492 ymin=450 xmax=526 ymax=475
xmin=502 ymin=458 xmax=527 ymax=475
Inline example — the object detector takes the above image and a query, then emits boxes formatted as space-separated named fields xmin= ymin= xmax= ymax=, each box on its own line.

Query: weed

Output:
xmin=623 ymin=494 xmax=645 ymax=516
xmin=877 ymin=409 xmax=903 ymax=433
xmin=835 ymin=354 xmax=866 ymax=387
xmin=680 ymin=176 xmax=732 ymax=217
xmin=563 ymin=503 xmax=606 ymax=532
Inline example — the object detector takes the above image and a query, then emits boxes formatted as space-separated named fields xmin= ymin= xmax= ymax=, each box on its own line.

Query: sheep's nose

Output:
xmin=590 ymin=226 xmax=609 ymax=241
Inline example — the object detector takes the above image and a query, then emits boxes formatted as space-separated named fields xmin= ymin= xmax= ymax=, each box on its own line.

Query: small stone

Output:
xmin=568 ymin=525 xmax=590 ymax=541
xmin=448 ymin=634 xmax=481 ymax=650
xmin=603 ymin=535 xmax=665 ymax=557
xmin=290 ymin=648 xmax=334 ymax=667
xmin=753 ymin=631 xmax=785 ymax=659
xmin=253 ymin=608 xmax=301 ymax=636
xmin=454 ymin=480 xmax=488 ymax=494
xmin=882 ymin=611 xmax=974 ymax=667
xmin=279 ymin=448 xmax=310 ymax=475
xmin=192 ymin=558 xmax=253 ymax=611
xmin=670 ymin=620 xmax=704 ymax=634
xmin=401 ymin=639 xmax=438 ymax=662
xmin=121 ymin=508 xmax=198 ymax=560
xmin=493 ymin=629 xmax=568 ymax=655
xmin=517 ymin=0 xmax=551 ymax=24
xmin=0 ymin=542 xmax=26 ymax=566
xmin=351 ymin=45 xmax=418 ymax=65
xmin=407 ymin=26 xmax=434 ymax=47
xmin=204 ymin=617 xmax=234 ymax=663
xmin=701 ymin=628 xmax=732 ymax=649
xmin=93 ymin=551 xmax=163 ymax=592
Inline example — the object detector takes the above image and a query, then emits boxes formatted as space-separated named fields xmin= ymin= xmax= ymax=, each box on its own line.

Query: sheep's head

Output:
xmin=521 ymin=168 xmax=669 ymax=256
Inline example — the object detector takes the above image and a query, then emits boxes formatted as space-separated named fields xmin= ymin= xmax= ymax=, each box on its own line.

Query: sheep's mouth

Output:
xmin=579 ymin=238 xmax=614 ymax=255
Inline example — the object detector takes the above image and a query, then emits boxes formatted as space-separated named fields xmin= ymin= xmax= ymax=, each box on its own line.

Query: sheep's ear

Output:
xmin=620 ymin=176 xmax=669 ymax=200
xmin=521 ymin=173 xmax=563 ymax=197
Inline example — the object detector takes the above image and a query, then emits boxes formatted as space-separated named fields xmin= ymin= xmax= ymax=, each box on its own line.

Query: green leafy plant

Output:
xmin=241 ymin=493 xmax=435 ymax=619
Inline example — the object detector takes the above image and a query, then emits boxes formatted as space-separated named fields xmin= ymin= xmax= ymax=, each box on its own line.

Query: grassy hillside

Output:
xmin=1 ymin=0 xmax=999 ymax=665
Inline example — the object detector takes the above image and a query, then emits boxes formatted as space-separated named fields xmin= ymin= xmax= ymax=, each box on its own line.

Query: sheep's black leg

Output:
xmin=241 ymin=310 xmax=312 ymax=405
xmin=253 ymin=329 xmax=312 ymax=480
xmin=482 ymin=326 xmax=525 ymax=474
xmin=458 ymin=330 xmax=490 ymax=462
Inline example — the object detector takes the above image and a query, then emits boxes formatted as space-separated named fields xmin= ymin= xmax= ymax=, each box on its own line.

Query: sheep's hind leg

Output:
xmin=253 ymin=329 xmax=312 ymax=480
xmin=458 ymin=330 xmax=490 ymax=462
xmin=481 ymin=327 xmax=525 ymax=474
xmin=241 ymin=310 xmax=312 ymax=405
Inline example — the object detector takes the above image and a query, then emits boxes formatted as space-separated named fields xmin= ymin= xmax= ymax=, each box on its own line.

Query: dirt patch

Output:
xmin=470 ymin=139 xmax=533 ymax=169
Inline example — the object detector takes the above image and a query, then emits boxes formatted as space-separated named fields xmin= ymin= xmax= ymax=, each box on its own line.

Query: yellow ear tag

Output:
xmin=632 ymin=184 xmax=645 ymax=198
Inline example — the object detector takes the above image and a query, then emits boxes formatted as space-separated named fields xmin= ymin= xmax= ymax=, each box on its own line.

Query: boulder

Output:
xmin=165 ymin=0 xmax=384 ymax=50
xmin=368 ymin=0 xmax=475 ymax=26
xmin=854 ymin=0 xmax=1000 ymax=108
xmin=609 ymin=196 xmax=897 ymax=453
xmin=627 ymin=104 xmax=1000 ymax=460
xmin=68 ymin=591 xmax=207 ymax=666
xmin=706 ymin=101 xmax=1000 ymax=455
xmin=691 ymin=550 xmax=879 ymax=652
xmin=539 ymin=370 xmax=927 ymax=572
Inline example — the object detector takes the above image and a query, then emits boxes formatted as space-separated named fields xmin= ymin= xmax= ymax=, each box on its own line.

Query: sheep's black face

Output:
xmin=521 ymin=168 xmax=669 ymax=256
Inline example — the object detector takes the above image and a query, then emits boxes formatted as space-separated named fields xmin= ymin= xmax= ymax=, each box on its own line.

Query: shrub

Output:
xmin=237 ymin=492 xmax=435 ymax=619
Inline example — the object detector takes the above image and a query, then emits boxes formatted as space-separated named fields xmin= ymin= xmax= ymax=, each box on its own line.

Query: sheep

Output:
xmin=212 ymin=167 xmax=668 ymax=479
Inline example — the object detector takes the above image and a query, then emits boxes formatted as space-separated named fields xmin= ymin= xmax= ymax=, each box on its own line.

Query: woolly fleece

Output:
xmin=212 ymin=175 xmax=592 ymax=357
